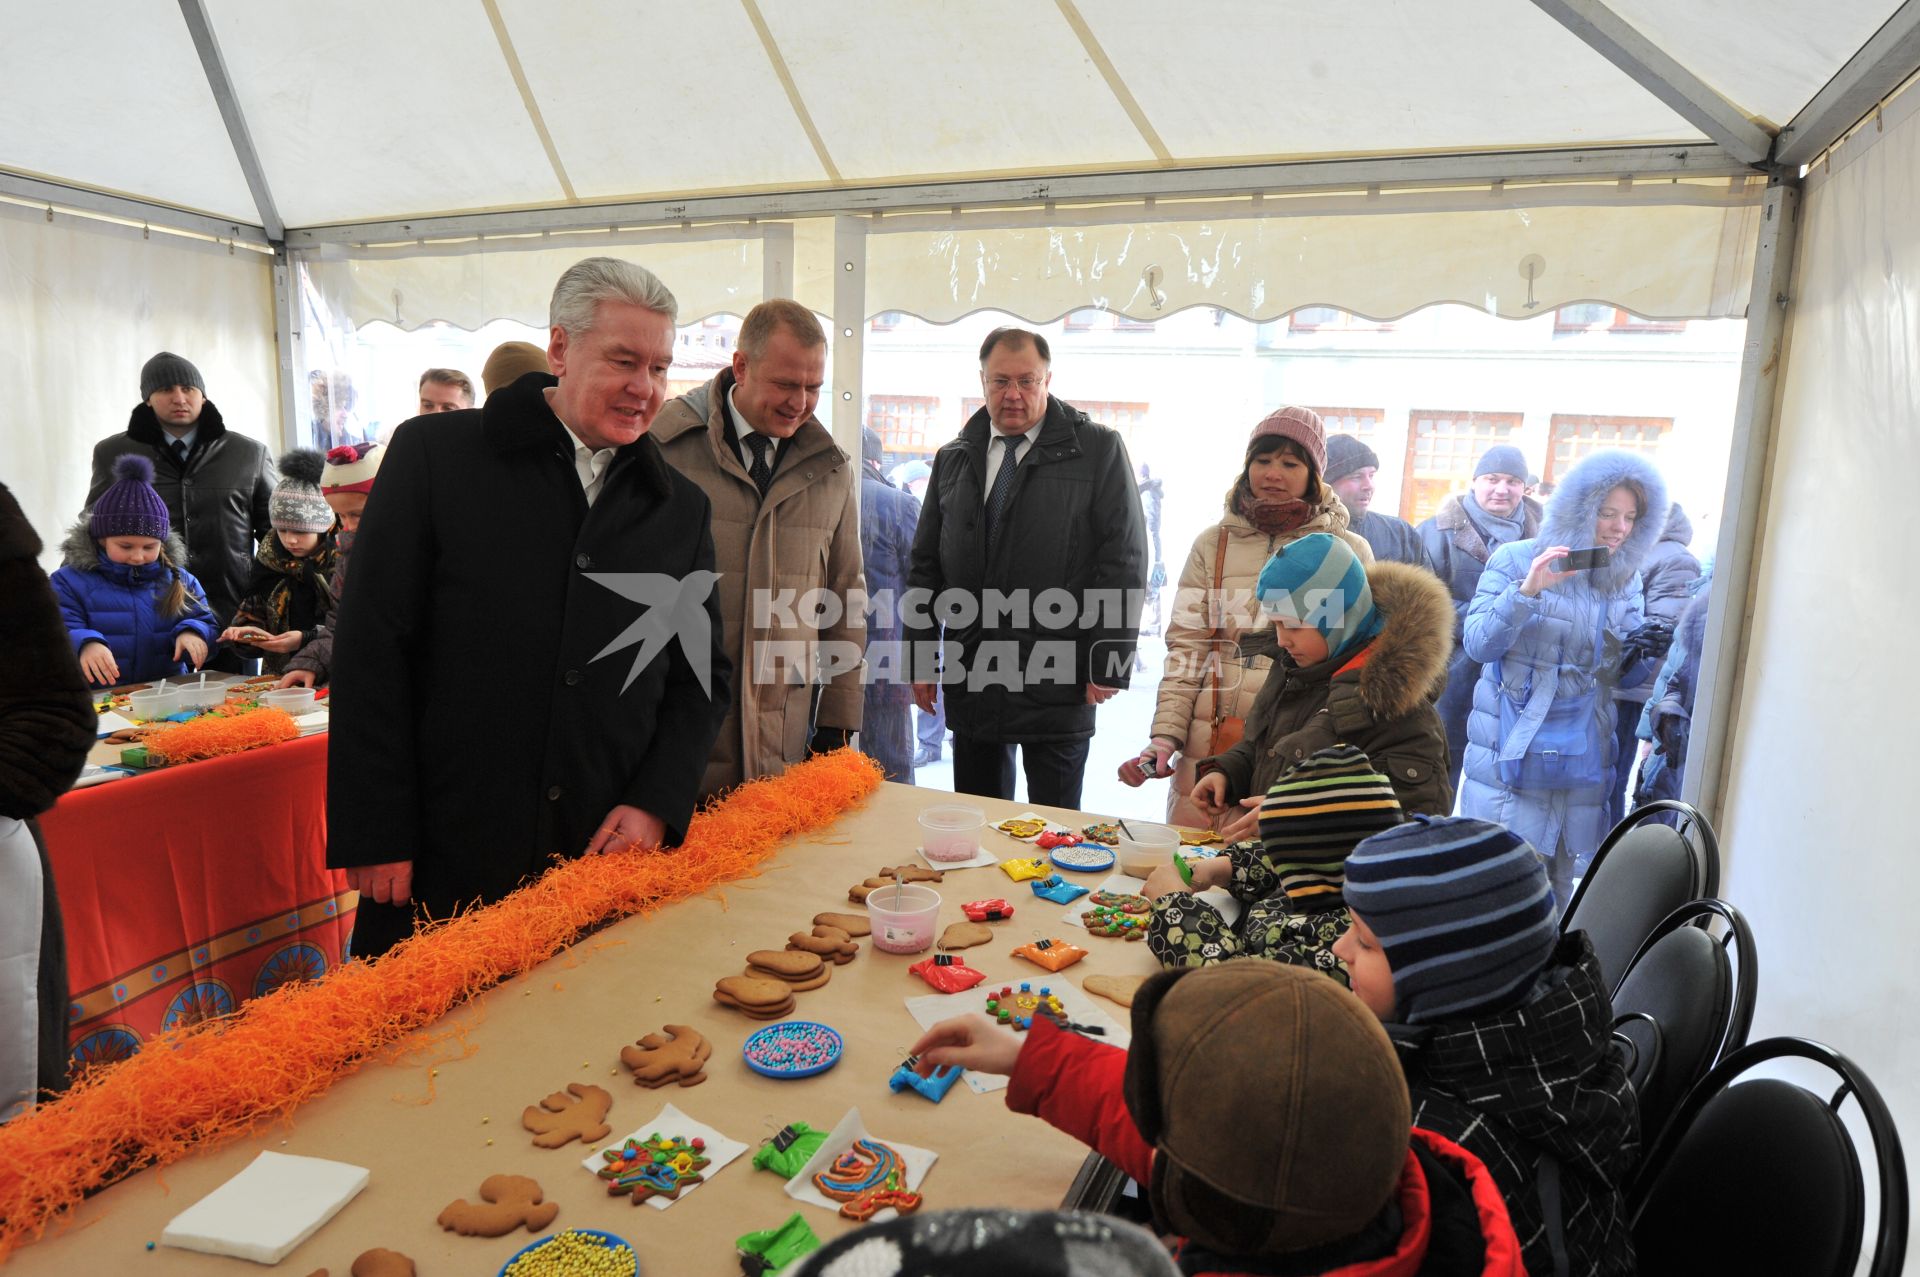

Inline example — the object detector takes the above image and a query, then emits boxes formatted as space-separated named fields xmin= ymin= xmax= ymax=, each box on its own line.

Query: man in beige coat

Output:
xmin=654 ymin=300 xmax=864 ymax=799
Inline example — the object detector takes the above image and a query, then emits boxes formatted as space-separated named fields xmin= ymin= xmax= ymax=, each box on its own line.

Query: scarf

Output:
xmin=1463 ymin=491 xmax=1525 ymax=550
xmin=241 ymin=532 xmax=338 ymax=635
xmin=1235 ymin=488 xmax=1315 ymax=537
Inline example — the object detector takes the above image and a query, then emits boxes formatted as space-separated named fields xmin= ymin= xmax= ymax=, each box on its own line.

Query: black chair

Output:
xmin=1631 ymin=1037 xmax=1908 ymax=1277
xmin=1561 ymin=799 xmax=1720 ymax=990
xmin=1608 ymin=898 xmax=1757 ymax=1148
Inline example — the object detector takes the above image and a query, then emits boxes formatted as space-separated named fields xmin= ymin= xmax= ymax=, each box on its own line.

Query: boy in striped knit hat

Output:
xmin=1336 ymin=816 xmax=1639 ymax=1277
xmin=1142 ymin=744 xmax=1403 ymax=981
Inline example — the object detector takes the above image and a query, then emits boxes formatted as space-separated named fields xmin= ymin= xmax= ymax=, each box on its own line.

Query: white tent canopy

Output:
xmin=0 ymin=0 xmax=1907 ymax=231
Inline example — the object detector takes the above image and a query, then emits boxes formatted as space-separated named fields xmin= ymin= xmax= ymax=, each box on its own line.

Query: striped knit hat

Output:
xmin=1342 ymin=816 xmax=1559 ymax=1024
xmin=1255 ymin=532 xmax=1382 ymax=664
xmin=1256 ymin=745 xmax=1403 ymax=910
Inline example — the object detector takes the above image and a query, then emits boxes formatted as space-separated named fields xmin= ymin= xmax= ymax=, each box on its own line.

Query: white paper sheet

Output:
xmin=783 ymin=1107 xmax=937 ymax=1223
xmin=160 ymin=1150 xmax=368 ymax=1264
xmin=94 ymin=711 xmax=136 ymax=737
xmin=580 ymin=1103 xmax=748 ymax=1211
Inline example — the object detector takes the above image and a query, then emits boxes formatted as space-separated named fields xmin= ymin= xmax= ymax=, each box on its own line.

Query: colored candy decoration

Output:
xmin=1090 ymin=890 xmax=1153 ymax=913
xmin=597 ymin=1133 xmax=710 ymax=1204
xmin=889 ymin=1057 xmax=963 ymax=1104
xmin=962 ymin=898 xmax=1015 ymax=922
xmin=908 ymin=953 xmax=987 ymax=994
xmin=1081 ymin=822 xmax=1121 ymax=845
xmin=742 ymin=1021 xmax=844 ymax=1079
xmin=984 ymin=983 xmax=1067 ymax=1031
xmin=1030 ymin=874 xmax=1090 ymax=905
xmin=1011 ymin=937 xmax=1088 ymax=972
xmin=501 ymin=1227 xmax=637 ymax=1277
xmin=1083 ymin=905 xmax=1149 ymax=940
xmin=812 ymin=1139 xmax=923 ymax=1220
xmin=999 ymin=856 xmax=1051 ymax=882
xmin=752 ymin=1122 xmax=829 ymax=1178
xmin=1048 ymin=843 xmax=1116 ymax=872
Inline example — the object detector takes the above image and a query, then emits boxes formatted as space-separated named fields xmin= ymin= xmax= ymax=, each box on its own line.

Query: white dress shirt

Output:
xmin=559 ymin=422 xmax=617 ymax=507
xmin=727 ymin=386 xmax=778 ymax=476
xmin=982 ymin=424 xmax=1036 ymax=505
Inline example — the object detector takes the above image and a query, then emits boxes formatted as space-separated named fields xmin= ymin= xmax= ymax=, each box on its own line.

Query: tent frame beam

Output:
xmin=1529 ymin=0 xmax=1774 ymax=166
xmin=177 ymin=0 xmax=284 ymax=241
xmin=1685 ymin=177 xmax=1800 ymax=824
xmin=283 ymin=143 xmax=1754 ymax=246
xmin=0 ymin=170 xmax=268 ymax=246
xmin=1774 ymin=0 xmax=1920 ymax=168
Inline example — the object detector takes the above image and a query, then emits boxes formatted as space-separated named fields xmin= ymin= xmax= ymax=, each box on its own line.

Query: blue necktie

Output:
xmin=985 ymin=435 xmax=1021 ymax=554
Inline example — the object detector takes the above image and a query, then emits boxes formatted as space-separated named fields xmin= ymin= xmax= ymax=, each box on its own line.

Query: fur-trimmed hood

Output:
xmin=60 ymin=518 xmax=191 ymax=577
xmin=1243 ymin=559 xmax=1454 ymax=721
xmin=1537 ymin=449 xmax=1670 ymax=594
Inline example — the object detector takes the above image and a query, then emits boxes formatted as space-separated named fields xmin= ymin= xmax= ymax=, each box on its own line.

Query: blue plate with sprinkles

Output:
xmin=1049 ymin=843 xmax=1116 ymax=873
xmin=499 ymin=1227 xmax=637 ymax=1276
xmin=742 ymin=1020 xmax=844 ymax=1079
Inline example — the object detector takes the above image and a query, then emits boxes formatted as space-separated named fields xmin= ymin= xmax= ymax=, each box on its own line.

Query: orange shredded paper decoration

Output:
xmin=143 ymin=706 xmax=299 ymax=764
xmin=0 ymin=749 xmax=882 ymax=1260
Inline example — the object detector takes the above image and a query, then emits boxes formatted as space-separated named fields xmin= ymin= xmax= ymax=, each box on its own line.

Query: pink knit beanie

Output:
xmin=1247 ymin=406 xmax=1327 ymax=473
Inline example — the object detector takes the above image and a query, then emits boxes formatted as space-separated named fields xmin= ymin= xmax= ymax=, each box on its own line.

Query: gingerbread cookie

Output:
xmin=876 ymin=864 xmax=944 ymax=883
xmin=521 ymin=1083 xmax=613 ymax=1149
xmin=437 ymin=1173 xmax=559 ymax=1237
xmin=847 ymin=878 xmax=899 ymax=904
xmin=994 ymin=817 xmax=1047 ymax=839
xmin=598 ymin=1133 xmax=711 ymax=1204
xmin=1084 ymin=973 xmax=1148 ymax=1008
xmin=813 ymin=911 xmax=872 ymax=937
xmin=350 ymin=1251 xmax=416 ymax=1277
xmin=1090 ymin=890 xmax=1152 ymax=913
xmin=937 ymin=921 xmax=993 ymax=951
xmin=714 ymin=974 xmax=798 ymax=1019
xmin=747 ymin=950 xmax=830 ymax=992
xmin=1011 ymin=937 xmax=1089 ymax=972
xmin=787 ymin=925 xmax=859 ymax=964
xmin=620 ymin=1025 xmax=712 ymax=1088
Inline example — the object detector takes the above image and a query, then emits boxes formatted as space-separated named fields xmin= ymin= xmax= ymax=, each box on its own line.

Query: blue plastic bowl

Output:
xmin=499 ymin=1227 xmax=636 ymax=1276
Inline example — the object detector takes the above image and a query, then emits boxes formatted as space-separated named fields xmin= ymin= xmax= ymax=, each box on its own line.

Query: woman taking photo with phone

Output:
xmin=1116 ymin=407 xmax=1371 ymax=826
xmin=1460 ymin=449 xmax=1671 ymax=898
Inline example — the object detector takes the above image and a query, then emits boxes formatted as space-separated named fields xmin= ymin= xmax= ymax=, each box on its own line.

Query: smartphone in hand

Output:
xmin=1556 ymin=546 xmax=1613 ymax=572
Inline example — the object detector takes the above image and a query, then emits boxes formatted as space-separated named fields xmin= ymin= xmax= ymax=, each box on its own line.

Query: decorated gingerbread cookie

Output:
xmin=812 ymin=1138 xmax=923 ymax=1221
xmin=994 ymin=816 xmax=1047 ymax=839
xmin=1090 ymin=890 xmax=1152 ymax=913
xmin=1081 ymin=822 xmax=1121 ymax=845
xmin=521 ymin=1084 xmax=613 ymax=1149
xmin=985 ymin=982 xmax=1066 ymax=1030
xmin=598 ymin=1133 xmax=711 ymax=1204
xmin=620 ymin=1025 xmax=712 ymax=1088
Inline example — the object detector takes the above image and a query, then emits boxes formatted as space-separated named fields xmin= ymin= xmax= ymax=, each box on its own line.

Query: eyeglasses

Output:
xmin=985 ymin=375 xmax=1045 ymax=393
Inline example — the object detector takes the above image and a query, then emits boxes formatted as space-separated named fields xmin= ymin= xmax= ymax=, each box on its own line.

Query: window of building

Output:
xmin=1309 ymin=407 xmax=1384 ymax=442
xmin=1554 ymin=304 xmax=1687 ymax=334
xmin=867 ymin=394 xmax=943 ymax=452
xmin=1400 ymin=410 xmax=1522 ymax=523
xmin=1073 ymin=400 xmax=1150 ymax=446
xmin=1545 ymin=414 xmax=1672 ymax=482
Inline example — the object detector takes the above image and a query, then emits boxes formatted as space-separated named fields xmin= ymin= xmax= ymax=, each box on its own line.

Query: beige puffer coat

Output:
xmin=653 ymin=372 xmax=865 ymax=800
xmin=1150 ymin=480 xmax=1372 ymax=826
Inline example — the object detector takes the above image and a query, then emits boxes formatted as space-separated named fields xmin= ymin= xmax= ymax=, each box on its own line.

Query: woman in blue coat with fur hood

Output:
xmin=1461 ymin=449 xmax=1669 ymax=897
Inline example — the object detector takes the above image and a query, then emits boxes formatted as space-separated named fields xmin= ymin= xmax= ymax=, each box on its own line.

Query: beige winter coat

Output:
xmin=653 ymin=372 xmax=865 ymax=799
xmin=1150 ymin=480 xmax=1372 ymax=826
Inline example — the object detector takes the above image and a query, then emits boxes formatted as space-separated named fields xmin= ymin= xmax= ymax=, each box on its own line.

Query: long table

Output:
xmin=36 ymin=733 xmax=355 ymax=1068
xmin=7 ymin=782 xmax=1163 ymax=1275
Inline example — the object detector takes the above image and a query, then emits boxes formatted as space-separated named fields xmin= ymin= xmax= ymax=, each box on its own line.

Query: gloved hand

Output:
xmin=809 ymin=727 xmax=852 ymax=755
xmin=1620 ymin=618 xmax=1677 ymax=667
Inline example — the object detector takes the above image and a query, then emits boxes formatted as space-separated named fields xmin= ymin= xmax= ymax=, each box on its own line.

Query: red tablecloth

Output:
xmin=37 ymin=734 xmax=354 ymax=1069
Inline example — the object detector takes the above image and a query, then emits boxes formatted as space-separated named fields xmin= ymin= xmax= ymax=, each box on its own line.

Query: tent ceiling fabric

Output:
xmin=7 ymin=1 xmax=1908 ymax=233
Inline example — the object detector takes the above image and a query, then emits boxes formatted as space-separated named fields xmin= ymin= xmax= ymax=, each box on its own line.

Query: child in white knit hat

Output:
xmin=221 ymin=449 xmax=337 ymax=674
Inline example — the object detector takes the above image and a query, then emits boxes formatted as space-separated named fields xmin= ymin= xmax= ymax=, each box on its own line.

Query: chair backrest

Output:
xmin=1632 ymin=1037 xmax=1908 ymax=1277
xmin=1609 ymin=899 xmax=1757 ymax=1147
xmin=1561 ymin=800 xmax=1721 ymax=990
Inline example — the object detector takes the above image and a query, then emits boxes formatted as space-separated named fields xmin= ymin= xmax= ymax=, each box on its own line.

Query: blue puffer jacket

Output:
xmin=1460 ymin=451 xmax=1668 ymax=867
xmin=50 ymin=521 xmax=219 ymax=685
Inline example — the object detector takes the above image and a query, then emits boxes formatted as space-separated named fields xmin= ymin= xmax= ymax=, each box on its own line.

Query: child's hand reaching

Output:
xmin=175 ymin=632 xmax=208 ymax=670
xmin=1190 ymin=771 xmax=1229 ymax=820
xmin=78 ymin=641 xmax=120 ymax=686
xmin=255 ymin=629 xmax=303 ymax=654
xmin=907 ymin=1013 xmax=1025 ymax=1078
xmin=277 ymin=670 xmax=317 ymax=690
xmin=1219 ymin=796 xmax=1261 ymax=844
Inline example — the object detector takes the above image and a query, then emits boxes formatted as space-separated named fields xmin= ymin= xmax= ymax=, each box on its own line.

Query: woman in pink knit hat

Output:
xmin=1118 ymin=406 xmax=1373 ymax=828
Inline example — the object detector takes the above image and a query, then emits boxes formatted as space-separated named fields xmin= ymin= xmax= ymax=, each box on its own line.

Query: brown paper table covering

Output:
xmin=7 ymin=781 xmax=1165 ymax=1275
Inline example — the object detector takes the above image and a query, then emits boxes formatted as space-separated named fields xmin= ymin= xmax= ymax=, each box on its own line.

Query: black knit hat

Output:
xmin=140 ymin=352 xmax=205 ymax=399
xmin=1324 ymin=434 xmax=1380 ymax=484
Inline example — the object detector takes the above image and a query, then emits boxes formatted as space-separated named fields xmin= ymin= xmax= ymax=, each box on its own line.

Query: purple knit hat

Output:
xmin=89 ymin=455 xmax=171 ymax=540
xmin=1248 ymin=406 xmax=1327 ymax=473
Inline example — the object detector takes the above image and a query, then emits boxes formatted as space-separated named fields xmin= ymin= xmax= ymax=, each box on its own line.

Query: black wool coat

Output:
xmin=87 ymin=402 xmax=275 ymax=626
xmin=326 ymin=374 xmax=731 ymax=915
xmin=904 ymin=400 xmax=1148 ymax=742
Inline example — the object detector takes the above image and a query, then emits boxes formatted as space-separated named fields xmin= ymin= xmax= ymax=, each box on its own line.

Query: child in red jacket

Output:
xmin=910 ymin=961 xmax=1524 ymax=1276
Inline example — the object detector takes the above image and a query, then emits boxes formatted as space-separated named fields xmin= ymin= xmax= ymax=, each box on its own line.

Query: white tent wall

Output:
xmin=1719 ymin=83 xmax=1920 ymax=1247
xmin=0 ymin=204 xmax=277 ymax=568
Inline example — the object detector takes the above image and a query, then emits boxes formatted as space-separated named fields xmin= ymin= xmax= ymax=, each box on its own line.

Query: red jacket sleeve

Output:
xmin=1004 ymin=1017 xmax=1155 ymax=1184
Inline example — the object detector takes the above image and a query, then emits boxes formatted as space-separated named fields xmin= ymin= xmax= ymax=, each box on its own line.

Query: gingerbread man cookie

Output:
xmin=520 ymin=1083 xmax=613 ymax=1149
xmin=349 ymin=1251 xmax=416 ymax=1277
xmin=787 ymin=925 xmax=859 ymax=964
xmin=620 ymin=1025 xmax=712 ymax=1088
xmin=437 ymin=1174 xmax=559 ymax=1236
xmin=876 ymin=864 xmax=944 ymax=883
